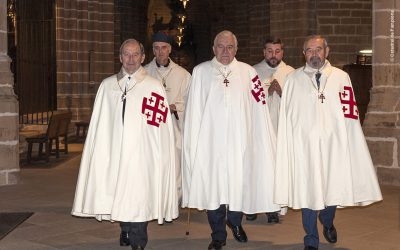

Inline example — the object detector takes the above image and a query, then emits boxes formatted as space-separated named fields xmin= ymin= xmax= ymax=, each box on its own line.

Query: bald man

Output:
xmin=72 ymin=39 xmax=178 ymax=250
xmin=182 ymin=30 xmax=279 ymax=250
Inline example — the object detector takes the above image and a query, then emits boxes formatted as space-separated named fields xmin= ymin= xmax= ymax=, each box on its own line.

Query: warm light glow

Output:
xmin=180 ymin=0 xmax=189 ymax=9
xmin=7 ymin=0 xmax=17 ymax=45
xmin=7 ymin=0 xmax=16 ymax=23
xmin=177 ymin=35 xmax=183 ymax=47
xmin=177 ymin=14 xmax=186 ymax=24
xmin=176 ymin=1 xmax=189 ymax=47
xmin=359 ymin=49 xmax=373 ymax=54
xmin=178 ymin=26 xmax=185 ymax=35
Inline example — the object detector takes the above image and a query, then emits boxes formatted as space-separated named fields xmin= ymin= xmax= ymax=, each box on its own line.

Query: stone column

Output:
xmin=363 ymin=0 xmax=400 ymax=186
xmin=0 ymin=0 xmax=19 ymax=186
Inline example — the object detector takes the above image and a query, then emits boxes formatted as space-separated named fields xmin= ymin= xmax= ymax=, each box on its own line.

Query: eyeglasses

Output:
xmin=304 ymin=47 xmax=324 ymax=55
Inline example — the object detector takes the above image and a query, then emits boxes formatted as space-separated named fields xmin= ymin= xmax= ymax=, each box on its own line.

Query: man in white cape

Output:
xmin=182 ymin=30 xmax=279 ymax=250
xmin=71 ymin=39 xmax=178 ymax=250
xmin=144 ymin=31 xmax=191 ymax=202
xmin=274 ymin=35 xmax=382 ymax=250
xmin=248 ymin=36 xmax=294 ymax=223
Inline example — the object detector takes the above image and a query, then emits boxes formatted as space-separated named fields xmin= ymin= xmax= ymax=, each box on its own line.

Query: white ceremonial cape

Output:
xmin=182 ymin=57 xmax=280 ymax=214
xmin=253 ymin=60 xmax=294 ymax=133
xmin=72 ymin=67 xmax=178 ymax=224
xmin=275 ymin=61 xmax=382 ymax=210
xmin=145 ymin=58 xmax=191 ymax=200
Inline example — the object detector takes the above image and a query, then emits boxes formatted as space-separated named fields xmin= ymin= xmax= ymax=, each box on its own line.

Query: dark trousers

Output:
xmin=207 ymin=204 xmax=243 ymax=241
xmin=120 ymin=221 xmax=148 ymax=248
xmin=301 ymin=206 xmax=336 ymax=248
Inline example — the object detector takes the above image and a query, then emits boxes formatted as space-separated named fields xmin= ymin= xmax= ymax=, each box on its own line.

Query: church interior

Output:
xmin=0 ymin=0 xmax=399 ymax=249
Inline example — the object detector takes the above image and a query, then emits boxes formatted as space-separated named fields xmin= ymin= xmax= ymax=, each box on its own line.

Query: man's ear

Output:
xmin=325 ymin=46 xmax=330 ymax=58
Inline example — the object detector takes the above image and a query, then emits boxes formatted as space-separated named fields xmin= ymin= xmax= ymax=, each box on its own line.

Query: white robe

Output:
xmin=72 ymin=67 xmax=178 ymax=224
xmin=275 ymin=61 xmax=382 ymax=210
xmin=253 ymin=60 xmax=294 ymax=134
xmin=182 ymin=57 xmax=280 ymax=214
xmin=144 ymin=58 xmax=191 ymax=201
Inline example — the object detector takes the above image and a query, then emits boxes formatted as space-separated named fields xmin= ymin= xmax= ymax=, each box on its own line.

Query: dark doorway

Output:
xmin=15 ymin=0 xmax=56 ymax=124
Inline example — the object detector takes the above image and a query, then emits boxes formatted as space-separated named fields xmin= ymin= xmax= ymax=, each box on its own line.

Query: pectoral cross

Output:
xmin=319 ymin=93 xmax=325 ymax=103
xmin=122 ymin=77 xmax=130 ymax=124
xmin=122 ymin=87 xmax=127 ymax=124
xmin=224 ymin=78 xmax=229 ymax=87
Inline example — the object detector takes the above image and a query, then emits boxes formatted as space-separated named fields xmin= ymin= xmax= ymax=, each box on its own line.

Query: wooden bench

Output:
xmin=26 ymin=111 xmax=72 ymax=163
xmin=75 ymin=121 xmax=89 ymax=138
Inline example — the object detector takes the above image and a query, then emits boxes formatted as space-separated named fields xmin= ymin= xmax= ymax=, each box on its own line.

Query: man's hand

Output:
xmin=267 ymin=79 xmax=282 ymax=97
xmin=169 ymin=104 xmax=179 ymax=120
xmin=169 ymin=104 xmax=177 ymax=113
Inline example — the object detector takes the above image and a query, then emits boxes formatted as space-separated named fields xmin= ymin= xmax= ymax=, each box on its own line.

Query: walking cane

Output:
xmin=185 ymin=207 xmax=191 ymax=235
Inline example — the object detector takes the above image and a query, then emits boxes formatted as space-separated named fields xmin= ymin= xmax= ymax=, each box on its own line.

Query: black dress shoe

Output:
xmin=245 ymin=214 xmax=257 ymax=221
xmin=322 ymin=224 xmax=337 ymax=243
xmin=266 ymin=212 xmax=279 ymax=223
xmin=304 ymin=245 xmax=318 ymax=250
xmin=226 ymin=221 xmax=248 ymax=242
xmin=120 ymin=231 xmax=130 ymax=246
xmin=208 ymin=240 xmax=226 ymax=250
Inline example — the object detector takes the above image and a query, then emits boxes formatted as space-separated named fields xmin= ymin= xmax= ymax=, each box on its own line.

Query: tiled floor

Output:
xmin=0 ymin=143 xmax=399 ymax=250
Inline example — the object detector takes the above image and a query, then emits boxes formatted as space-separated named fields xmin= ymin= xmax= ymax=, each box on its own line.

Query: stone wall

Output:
xmin=363 ymin=0 xmax=400 ymax=186
xmin=0 ymin=0 xmax=19 ymax=186
xmin=56 ymin=0 xmax=115 ymax=123
xmin=270 ymin=0 xmax=372 ymax=68
xmin=270 ymin=0 xmax=316 ymax=67
xmin=185 ymin=0 xmax=213 ymax=65
xmin=114 ymin=0 xmax=148 ymax=72
xmin=187 ymin=0 xmax=371 ymax=68
xmin=316 ymin=0 xmax=372 ymax=67
xmin=207 ymin=0 xmax=270 ymax=65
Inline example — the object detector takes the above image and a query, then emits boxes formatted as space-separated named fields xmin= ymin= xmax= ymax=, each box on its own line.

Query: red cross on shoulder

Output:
xmin=141 ymin=92 xmax=169 ymax=127
xmin=339 ymin=86 xmax=359 ymax=120
xmin=251 ymin=75 xmax=267 ymax=105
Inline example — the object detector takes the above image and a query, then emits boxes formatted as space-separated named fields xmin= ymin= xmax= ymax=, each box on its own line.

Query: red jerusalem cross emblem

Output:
xmin=141 ymin=92 xmax=169 ymax=127
xmin=339 ymin=86 xmax=359 ymax=120
xmin=251 ymin=75 xmax=266 ymax=105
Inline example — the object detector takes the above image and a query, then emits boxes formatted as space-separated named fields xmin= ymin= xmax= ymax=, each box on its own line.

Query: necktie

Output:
xmin=122 ymin=76 xmax=130 ymax=124
xmin=315 ymin=72 xmax=321 ymax=90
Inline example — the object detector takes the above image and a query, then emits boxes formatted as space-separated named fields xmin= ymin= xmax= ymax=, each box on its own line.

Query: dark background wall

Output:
xmin=148 ymin=0 xmax=371 ymax=69
xmin=9 ymin=0 xmax=373 ymax=122
xmin=114 ymin=0 xmax=148 ymax=72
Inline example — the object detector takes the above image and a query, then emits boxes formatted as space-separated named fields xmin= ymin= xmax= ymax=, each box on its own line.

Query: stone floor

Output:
xmin=0 ymin=143 xmax=399 ymax=250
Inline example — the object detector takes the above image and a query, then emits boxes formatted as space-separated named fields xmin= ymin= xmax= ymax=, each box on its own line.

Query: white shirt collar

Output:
xmin=303 ymin=60 xmax=329 ymax=78
xmin=211 ymin=57 xmax=237 ymax=73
